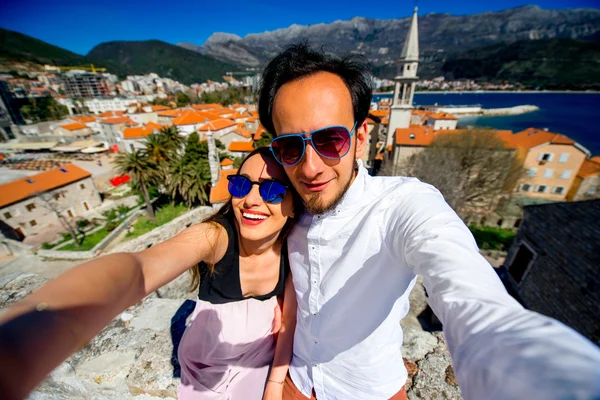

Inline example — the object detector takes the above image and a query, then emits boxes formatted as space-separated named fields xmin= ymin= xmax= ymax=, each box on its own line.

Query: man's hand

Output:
xmin=263 ymin=381 xmax=284 ymax=400
xmin=272 ymin=299 xmax=283 ymax=335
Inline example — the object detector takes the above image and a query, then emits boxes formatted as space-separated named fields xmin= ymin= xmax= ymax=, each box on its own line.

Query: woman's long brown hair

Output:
xmin=188 ymin=146 xmax=303 ymax=291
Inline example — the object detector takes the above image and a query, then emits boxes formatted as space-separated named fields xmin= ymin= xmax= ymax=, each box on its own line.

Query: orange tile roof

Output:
xmin=220 ymin=158 xmax=234 ymax=166
xmin=71 ymin=115 xmax=96 ymax=123
xmin=0 ymin=164 xmax=91 ymax=208
xmin=60 ymin=123 xmax=89 ymax=131
xmin=228 ymin=141 xmax=255 ymax=152
xmin=209 ymin=169 xmax=238 ymax=204
xmin=370 ymin=109 xmax=390 ymax=118
xmin=578 ymin=159 xmax=600 ymax=178
xmin=507 ymin=128 xmax=576 ymax=149
xmin=151 ymin=105 xmax=170 ymax=112
xmin=198 ymin=118 xmax=236 ymax=131
xmin=157 ymin=109 xmax=183 ymax=118
xmin=254 ymin=124 xmax=267 ymax=141
xmin=100 ymin=116 xmax=135 ymax=125
xmin=146 ymin=122 xmax=162 ymax=131
xmin=123 ymin=123 xmax=161 ymax=139
xmin=229 ymin=111 xmax=249 ymax=120
xmin=591 ymin=156 xmax=600 ymax=163
xmin=427 ymin=112 xmax=458 ymax=121
xmin=395 ymin=125 xmax=436 ymax=146
xmin=172 ymin=110 xmax=210 ymax=126
xmin=232 ymin=127 xmax=253 ymax=139
xmin=192 ymin=103 xmax=221 ymax=111
xmin=381 ymin=117 xmax=389 ymax=125
xmin=249 ymin=110 xmax=258 ymax=117
xmin=246 ymin=116 xmax=258 ymax=123
xmin=98 ymin=111 xmax=124 ymax=118
xmin=211 ymin=108 xmax=235 ymax=116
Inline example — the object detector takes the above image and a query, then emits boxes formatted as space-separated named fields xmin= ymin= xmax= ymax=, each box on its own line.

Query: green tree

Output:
xmin=254 ymin=132 xmax=273 ymax=149
xmin=182 ymin=131 xmax=206 ymax=164
xmin=158 ymin=126 xmax=185 ymax=153
xmin=176 ymin=92 xmax=191 ymax=107
xmin=167 ymin=156 xmax=211 ymax=207
xmin=114 ymin=150 xmax=156 ymax=221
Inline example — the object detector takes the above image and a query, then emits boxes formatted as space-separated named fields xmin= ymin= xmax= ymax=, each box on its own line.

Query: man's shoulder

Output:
xmin=367 ymin=175 xmax=442 ymax=200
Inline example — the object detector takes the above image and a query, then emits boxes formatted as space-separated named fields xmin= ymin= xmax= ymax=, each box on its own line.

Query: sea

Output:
xmin=372 ymin=92 xmax=600 ymax=156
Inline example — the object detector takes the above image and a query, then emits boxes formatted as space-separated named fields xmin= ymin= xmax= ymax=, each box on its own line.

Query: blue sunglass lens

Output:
xmin=228 ymin=176 xmax=252 ymax=198
xmin=260 ymin=181 xmax=287 ymax=204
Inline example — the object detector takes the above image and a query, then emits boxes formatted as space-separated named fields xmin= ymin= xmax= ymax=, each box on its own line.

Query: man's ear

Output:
xmin=354 ymin=120 xmax=369 ymax=159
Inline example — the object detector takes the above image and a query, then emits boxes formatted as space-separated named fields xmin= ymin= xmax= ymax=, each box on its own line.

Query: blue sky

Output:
xmin=1 ymin=0 xmax=598 ymax=55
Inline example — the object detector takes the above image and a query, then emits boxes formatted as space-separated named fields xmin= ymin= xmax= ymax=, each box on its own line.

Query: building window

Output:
xmin=82 ymin=201 xmax=90 ymax=211
xmin=3 ymin=212 xmax=12 ymax=219
xmin=25 ymin=203 xmax=36 ymax=212
xmin=534 ymin=185 xmax=547 ymax=193
xmin=588 ymin=186 xmax=597 ymax=195
xmin=80 ymin=183 xmax=86 ymax=189
xmin=538 ymin=153 xmax=553 ymax=164
xmin=29 ymin=220 xmax=37 ymax=227
xmin=409 ymin=134 xmax=415 ymax=139
xmin=526 ymin=168 xmax=537 ymax=177
xmin=519 ymin=183 xmax=531 ymax=192
xmin=543 ymin=168 xmax=554 ymax=178
xmin=552 ymin=186 xmax=565 ymax=195
xmin=560 ymin=170 xmax=572 ymax=179
xmin=54 ymin=193 xmax=65 ymax=200
xmin=558 ymin=153 xmax=569 ymax=163
xmin=508 ymin=242 xmax=536 ymax=284
xmin=67 ymin=209 xmax=75 ymax=218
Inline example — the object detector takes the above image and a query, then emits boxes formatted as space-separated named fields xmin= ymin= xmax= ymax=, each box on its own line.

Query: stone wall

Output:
xmin=504 ymin=201 xmax=600 ymax=344
xmin=109 ymin=207 xmax=214 ymax=254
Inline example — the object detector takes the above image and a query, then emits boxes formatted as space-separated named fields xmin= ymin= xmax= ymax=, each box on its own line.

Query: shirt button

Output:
xmin=313 ymin=280 xmax=317 ymax=284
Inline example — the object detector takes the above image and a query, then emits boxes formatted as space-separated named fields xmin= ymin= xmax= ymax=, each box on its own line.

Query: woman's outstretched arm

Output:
xmin=264 ymin=275 xmax=298 ymax=400
xmin=0 ymin=222 xmax=227 ymax=400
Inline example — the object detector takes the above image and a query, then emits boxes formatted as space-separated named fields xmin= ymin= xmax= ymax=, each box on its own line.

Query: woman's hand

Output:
xmin=263 ymin=381 xmax=284 ymax=400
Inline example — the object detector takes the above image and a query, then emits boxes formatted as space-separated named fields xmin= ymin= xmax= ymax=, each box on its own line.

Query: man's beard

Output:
xmin=304 ymin=152 xmax=357 ymax=215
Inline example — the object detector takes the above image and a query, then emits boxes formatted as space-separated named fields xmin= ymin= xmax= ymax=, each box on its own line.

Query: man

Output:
xmin=259 ymin=44 xmax=600 ymax=400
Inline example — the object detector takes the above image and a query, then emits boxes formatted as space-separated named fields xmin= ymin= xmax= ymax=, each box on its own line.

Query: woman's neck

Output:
xmin=237 ymin=231 xmax=281 ymax=257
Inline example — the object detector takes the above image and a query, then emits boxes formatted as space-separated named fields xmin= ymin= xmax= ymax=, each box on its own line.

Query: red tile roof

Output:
xmin=220 ymin=158 xmax=234 ymax=166
xmin=151 ymin=105 xmax=170 ymax=112
xmin=157 ymin=109 xmax=183 ymax=118
xmin=60 ymin=123 xmax=89 ymax=131
xmin=427 ymin=112 xmax=458 ymax=121
xmin=209 ymin=169 xmax=238 ymax=204
xmin=172 ymin=110 xmax=209 ymax=126
xmin=0 ymin=164 xmax=91 ymax=208
xmin=395 ymin=126 xmax=436 ymax=146
xmin=228 ymin=141 xmax=255 ymax=152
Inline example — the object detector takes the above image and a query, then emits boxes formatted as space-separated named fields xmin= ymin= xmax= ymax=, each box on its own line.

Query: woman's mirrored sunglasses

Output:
xmin=227 ymin=175 xmax=289 ymax=204
xmin=269 ymin=123 xmax=357 ymax=166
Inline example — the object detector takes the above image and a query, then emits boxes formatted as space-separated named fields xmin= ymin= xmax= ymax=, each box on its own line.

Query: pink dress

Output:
xmin=177 ymin=215 xmax=288 ymax=399
xmin=177 ymin=297 xmax=277 ymax=399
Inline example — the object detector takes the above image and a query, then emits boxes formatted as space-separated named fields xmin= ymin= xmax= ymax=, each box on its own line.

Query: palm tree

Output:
xmin=168 ymin=157 xmax=211 ymax=207
xmin=145 ymin=133 xmax=171 ymax=164
xmin=159 ymin=126 xmax=185 ymax=154
xmin=114 ymin=150 xmax=156 ymax=221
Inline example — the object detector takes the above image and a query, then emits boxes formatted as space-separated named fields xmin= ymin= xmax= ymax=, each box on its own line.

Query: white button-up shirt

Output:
xmin=288 ymin=161 xmax=600 ymax=400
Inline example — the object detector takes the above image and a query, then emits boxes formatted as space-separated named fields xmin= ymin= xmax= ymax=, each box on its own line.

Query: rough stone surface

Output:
xmin=1 ymin=271 xmax=461 ymax=399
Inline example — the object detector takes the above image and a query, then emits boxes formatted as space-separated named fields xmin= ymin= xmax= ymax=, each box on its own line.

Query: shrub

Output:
xmin=468 ymin=225 xmax=517 ymax=251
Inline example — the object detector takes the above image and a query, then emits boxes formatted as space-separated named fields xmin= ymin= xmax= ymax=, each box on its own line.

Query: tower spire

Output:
xmin=400 ymin=7 xmax=419 ymax=62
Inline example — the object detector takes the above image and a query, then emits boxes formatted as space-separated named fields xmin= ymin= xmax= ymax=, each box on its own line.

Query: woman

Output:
xmin=0 ymin=147 xmax=301 ymax=400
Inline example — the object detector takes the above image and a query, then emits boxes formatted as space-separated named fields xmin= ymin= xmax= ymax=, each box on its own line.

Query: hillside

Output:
xmin=441 ymin=38 xmax=600 ymax=90
xmin=0 ymin=27 xmax=87 ymax=67
xmin=87 ymin=40 xmax=239 ymax=84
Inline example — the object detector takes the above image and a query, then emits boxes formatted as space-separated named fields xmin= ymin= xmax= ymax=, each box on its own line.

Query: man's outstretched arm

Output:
xmin=393 ymin=186 xmax=600 ymax=400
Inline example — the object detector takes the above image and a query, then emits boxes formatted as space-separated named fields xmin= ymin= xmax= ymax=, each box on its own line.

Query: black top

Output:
xmin=198 ymin=214 xmax=289 ymax=304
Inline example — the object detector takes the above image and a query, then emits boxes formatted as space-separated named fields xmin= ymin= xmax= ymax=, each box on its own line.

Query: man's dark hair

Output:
xmin=258 ymin=43 xmax=373 ymax=136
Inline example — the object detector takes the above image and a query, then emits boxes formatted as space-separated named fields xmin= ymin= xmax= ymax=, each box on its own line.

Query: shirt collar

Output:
xmin=313 ymin=159 xmax=368 ymax=217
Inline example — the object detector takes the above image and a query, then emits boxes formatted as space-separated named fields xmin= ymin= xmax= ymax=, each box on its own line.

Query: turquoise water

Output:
xmin=372 ymin=92 xmax=600 ymax=156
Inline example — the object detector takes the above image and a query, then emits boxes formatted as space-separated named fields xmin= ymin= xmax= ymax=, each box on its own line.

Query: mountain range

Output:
xmin=1 ymin=5 xmax=599 ymax=88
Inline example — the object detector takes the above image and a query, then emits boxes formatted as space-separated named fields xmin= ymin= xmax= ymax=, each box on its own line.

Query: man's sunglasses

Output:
xmin=227 ymin=175 xmax=289 ymax=204
xmin=270 ymin=123 xmax=357 ymax=166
